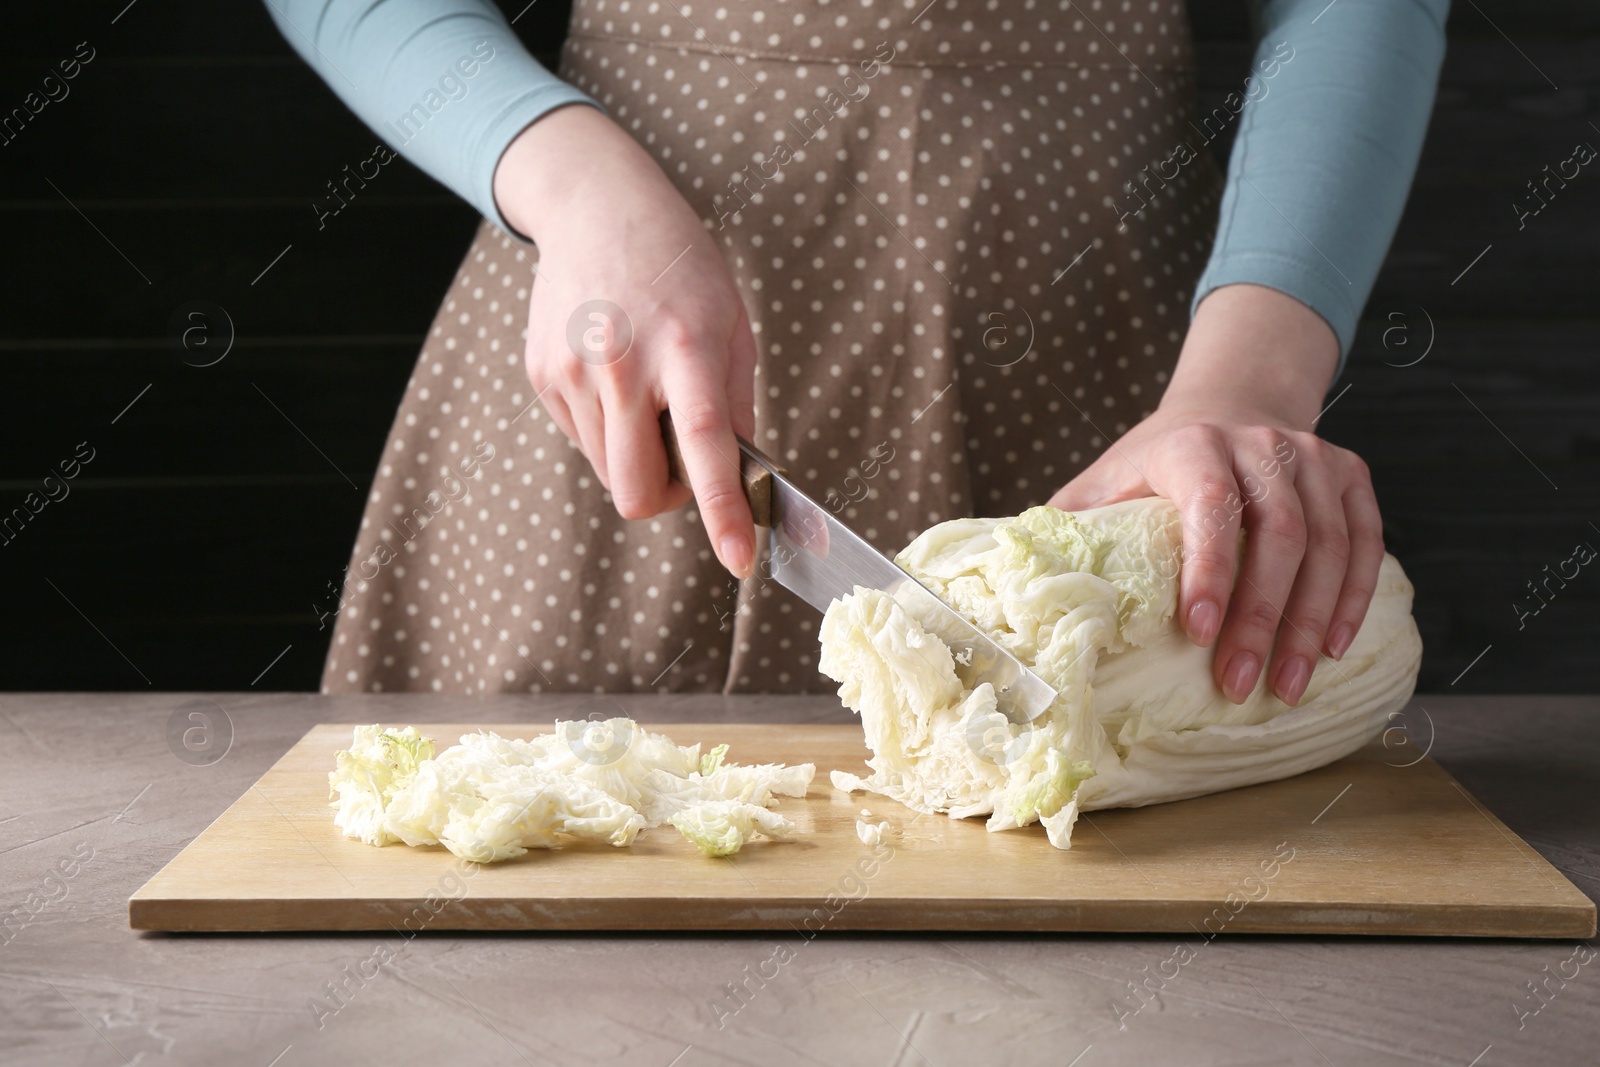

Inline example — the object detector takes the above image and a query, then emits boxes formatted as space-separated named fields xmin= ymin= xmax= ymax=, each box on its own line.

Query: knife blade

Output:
xmin=660 ymin=413 xmax=1058 ymax=723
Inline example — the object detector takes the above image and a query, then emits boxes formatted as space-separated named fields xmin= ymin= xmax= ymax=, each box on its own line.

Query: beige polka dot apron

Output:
xmin=323 ymin=0 xmax=1223 ymax=694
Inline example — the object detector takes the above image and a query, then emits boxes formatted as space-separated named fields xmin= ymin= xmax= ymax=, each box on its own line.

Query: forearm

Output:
xmin=1191 ymin=0 xmax=1449 ymax=373
xmin=263 ymin=0 xmax=601 ymax=235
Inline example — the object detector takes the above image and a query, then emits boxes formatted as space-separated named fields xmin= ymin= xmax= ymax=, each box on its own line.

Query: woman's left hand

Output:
xmin=1047 ymin=283 xmax=1385 ymax=707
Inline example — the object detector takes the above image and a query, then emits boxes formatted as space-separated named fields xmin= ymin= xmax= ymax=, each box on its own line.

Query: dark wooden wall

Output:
xmin=0 ymin=2 xmax=1594 ymax=692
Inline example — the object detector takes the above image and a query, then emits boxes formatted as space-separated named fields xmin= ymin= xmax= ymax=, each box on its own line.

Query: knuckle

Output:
xmin=1183 ymin=543 xmax=1235 ymax=576
xmin=657 ymin=317 xmax=700 ymax=355
xmin=1290 ymin=433 xmax=1323 ymax=461
xmin=1340 ymin=582 xmax=1376 ymax=610
xmin=593 ymin=357 xmax=633 ymax=387
xmin=1250 ymin=424 xmax=1286 ymax=451
xmin=694 ymin=489 xmax=748 ymax=527
xmin=1179 ymin=423 xmax=1228 ymax=453
xmin=1243 ymin=597 xmax=1287 ymax=635
xmin=1254 ymin=504 xmax=1308 ymax=550
xmin=693 ymin=479 xmax=749 ymax=519
xmin=674 ymin=398 xmax=728 ymax=439
xmin=1309 ymin=525 xmax=1351 ymax=568
xmin=552 ymin=355 xmax=587 ymax=387
xmin=1289 ymin=606 xmax=1333 ymax=643
xmin=1184 ymin=481 xmax=1242 ymax=536
xmin=1188 ymin=476 xmax=1237 ymax=508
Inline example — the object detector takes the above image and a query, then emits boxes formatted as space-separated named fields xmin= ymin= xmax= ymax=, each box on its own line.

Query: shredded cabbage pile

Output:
xmin=329 ymin=719 xmax=814 ymax=862
xmin=819 ymin=499 xmax=1423 ymax=849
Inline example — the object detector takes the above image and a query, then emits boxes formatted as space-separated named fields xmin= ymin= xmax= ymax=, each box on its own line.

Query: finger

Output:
xmin=565 ymin=388 xmax=610 ymax=491
xmin=1047 ymin=438 xmax=1156 ymax=512
xmin=1161 ymin=435 xmax=1244 ymax=650
xmin=1324 ymin=456 xmax=1385 ymax=660
xmin=726 ymin=307 xmax=759 ymax=441
xmin=1213 ymin=446 xmax=1307 ymax=704
xmin=1046 ymin=456 xmax=1127 ymax=512
xmin=537 ymin=386 xmax=580 ymax=449
xmin=601 ymin=388 xmax=679 ymax=519
xmin=664 ymin=356 xmax=755 ymax=579
xmin=1267 ymin=451 xmax=1350 ymax=705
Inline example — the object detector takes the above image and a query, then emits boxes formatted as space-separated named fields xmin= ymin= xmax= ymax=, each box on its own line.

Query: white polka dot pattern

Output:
xmin=322 ymin=0 xmax=1221 ymax=695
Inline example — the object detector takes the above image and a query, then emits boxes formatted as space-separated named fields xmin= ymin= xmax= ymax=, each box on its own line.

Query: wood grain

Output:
xmin=129 ymin=722 xmax=1594 ymax=936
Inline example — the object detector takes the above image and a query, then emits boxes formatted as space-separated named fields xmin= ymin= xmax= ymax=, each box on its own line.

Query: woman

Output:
xmin=269 ymin=0 xmax=1447 ymax=705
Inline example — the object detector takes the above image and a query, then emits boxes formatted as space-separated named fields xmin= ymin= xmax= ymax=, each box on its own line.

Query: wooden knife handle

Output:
xmin=659 ymin=410 xmax=774 ymax=527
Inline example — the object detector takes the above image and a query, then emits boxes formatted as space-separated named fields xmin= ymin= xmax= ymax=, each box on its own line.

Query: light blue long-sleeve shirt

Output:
xmin=1194 ymin=0 xmax=1449 ymax=366
xmin=265 ymin=0 xmax=1448 ymax=371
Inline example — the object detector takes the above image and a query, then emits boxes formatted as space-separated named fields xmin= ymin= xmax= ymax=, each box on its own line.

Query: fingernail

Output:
xmin=1187 ymin=599 xmax=1221 ymax=646
xmin=1327 ymin=624 xmax=1354 ymax=661
xmin=1275 ymin=655 xmax=1312 ymax=706
xmin=1222 ymin=651 xmax=1260 ymax=704
xmin=719 ymin=533 xmax=753 ymax=579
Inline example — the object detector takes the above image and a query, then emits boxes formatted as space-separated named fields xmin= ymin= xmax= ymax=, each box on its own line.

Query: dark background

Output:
xmin=0 ymin=2 xmax=1594 ymax=692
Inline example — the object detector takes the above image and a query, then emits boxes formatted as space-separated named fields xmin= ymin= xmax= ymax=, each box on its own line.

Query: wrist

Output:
xmin=491 ymin=103 xmax=643 ymax=245
xmin=1161 ymin=283 xmax=1340 ymax=430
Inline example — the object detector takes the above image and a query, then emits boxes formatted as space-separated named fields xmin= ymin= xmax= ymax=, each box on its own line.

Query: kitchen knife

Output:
xmin=660 ymin=412 xmax=1059 ymax=723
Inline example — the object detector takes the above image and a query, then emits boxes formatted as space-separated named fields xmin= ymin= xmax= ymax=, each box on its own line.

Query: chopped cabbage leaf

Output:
xmin=382 ymin=746 xmax=647 ymax=863
xmin=670 ymin=801 xmax=795 ymax=857
xmin=819 ymin=499 xmax=1423 ymax=849
xmin=700 ymin=743 xmax=730 ymax=777
xmin=638 ymin=761 xmax=815 ymax=826
xmin=328 ymin=725 xmax=434 ymax=846
xmin=329 ymin=719 xmax=814 ymax=862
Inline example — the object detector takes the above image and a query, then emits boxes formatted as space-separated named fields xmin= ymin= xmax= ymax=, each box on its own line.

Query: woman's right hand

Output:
xmin=493 ymin=104 xmax=758 ymax=578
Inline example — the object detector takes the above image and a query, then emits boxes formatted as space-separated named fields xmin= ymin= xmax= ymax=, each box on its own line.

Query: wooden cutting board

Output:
xmin=129 ymin=722 xmax=1595 ymax=937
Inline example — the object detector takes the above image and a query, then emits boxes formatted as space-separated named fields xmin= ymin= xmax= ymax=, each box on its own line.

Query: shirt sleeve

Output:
xmin=1190 ymin=0 xmax=1449 ymax=375
xmin=263 ymin=0 xmax=602 ymax=237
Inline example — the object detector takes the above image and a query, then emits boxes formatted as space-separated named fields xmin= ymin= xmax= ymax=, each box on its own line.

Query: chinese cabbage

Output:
xmin=820 ymin=498 xmax=1423 ymax=849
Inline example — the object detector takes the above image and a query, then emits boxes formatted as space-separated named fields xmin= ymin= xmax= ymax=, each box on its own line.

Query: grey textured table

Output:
xmin=1 ymin=693 xmax=1595 ymax=1067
